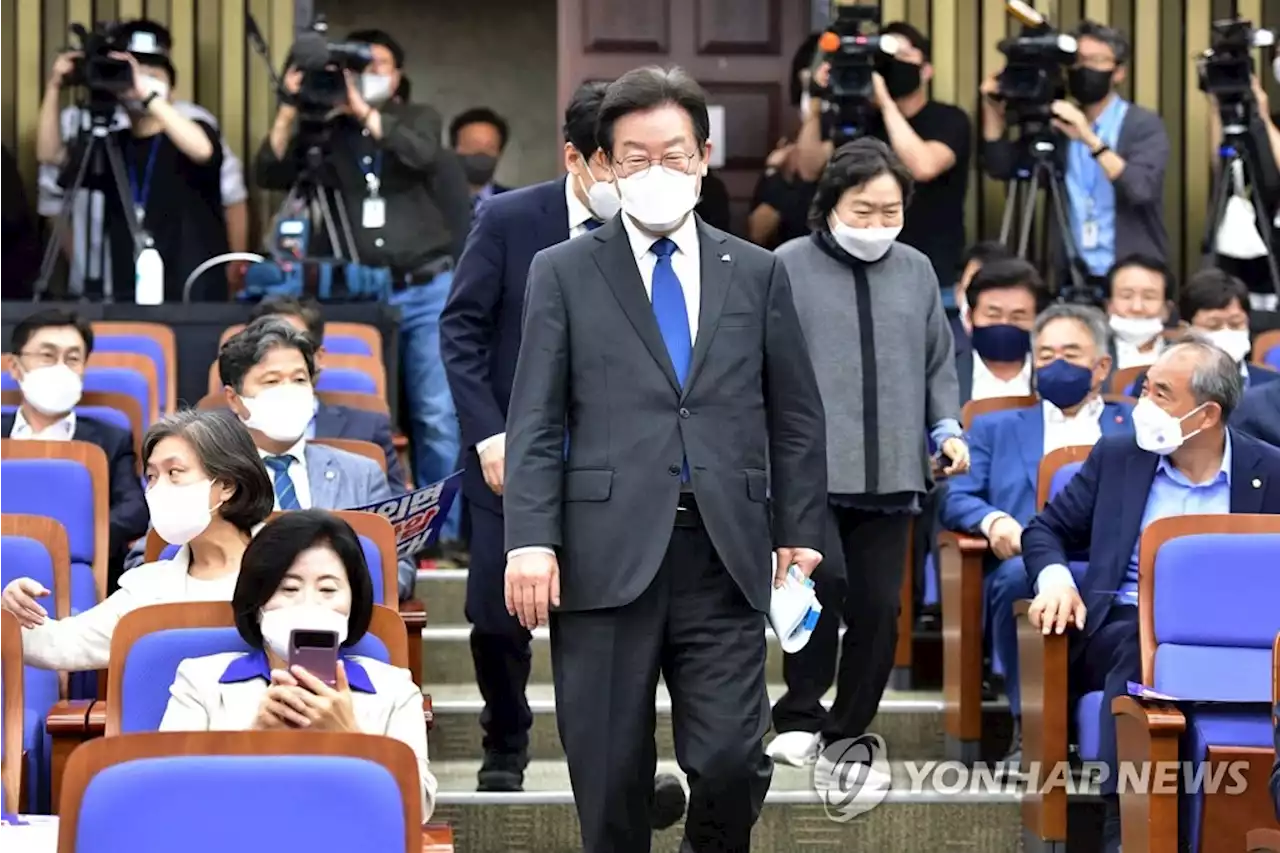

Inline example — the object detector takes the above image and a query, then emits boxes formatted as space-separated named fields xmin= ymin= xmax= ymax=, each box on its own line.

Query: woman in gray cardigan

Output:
xmin=768 ymin=138 xmax=968 ymax=784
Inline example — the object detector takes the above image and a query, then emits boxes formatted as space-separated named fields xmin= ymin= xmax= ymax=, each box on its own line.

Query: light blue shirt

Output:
xmin=1118 ymin=432 xmax=1233 ymax=602
xmin=1066 ymin=96 xmax=1129 ymax=276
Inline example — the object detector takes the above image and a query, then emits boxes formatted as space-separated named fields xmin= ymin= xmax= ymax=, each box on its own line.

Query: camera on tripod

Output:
xmin=289 ymin=17 xmax=373 ymax=116
xmin=993 ymin=1 xmax=1077 ymax=124
xmin=63 ymin=22 xmax=134 ymax=99
xmin=813 ymin=2 xmax=900 ymax=144
xmin=1197 ymin=18 xmax=1274 ymax=105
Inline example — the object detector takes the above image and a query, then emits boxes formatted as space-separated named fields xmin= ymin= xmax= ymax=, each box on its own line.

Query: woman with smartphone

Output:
xmin=158 ymin=510 xmax=436 ymax=821
xmin=1 ymin=409 xmax=274 ymax=671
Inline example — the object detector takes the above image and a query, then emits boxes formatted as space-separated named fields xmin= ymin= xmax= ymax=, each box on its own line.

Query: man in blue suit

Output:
xmin=1022 ymin=339 xmax=1280 ymax=853
xmin=249 ymin=297 xmax=407 ymax=492
xmin=441 ymin=81 xmax=684 ymax=802
xmin=1231 ymin=380 xmax=1280 ymax=447
xmin=942 ymin=304 xmax=1132 ymax=762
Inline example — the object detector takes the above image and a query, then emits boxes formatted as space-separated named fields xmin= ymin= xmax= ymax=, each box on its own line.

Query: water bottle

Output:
xmin=135 ymin=239 xmax=164 ymax=306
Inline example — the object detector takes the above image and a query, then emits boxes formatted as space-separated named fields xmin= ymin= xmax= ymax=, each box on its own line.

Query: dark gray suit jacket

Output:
xmin=503 ymin=215 xmax=828 ymax=613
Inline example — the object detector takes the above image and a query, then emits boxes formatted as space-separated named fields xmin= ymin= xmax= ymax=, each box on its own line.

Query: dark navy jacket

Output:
xmin=313 ymin=402 xmax=406 ymax=493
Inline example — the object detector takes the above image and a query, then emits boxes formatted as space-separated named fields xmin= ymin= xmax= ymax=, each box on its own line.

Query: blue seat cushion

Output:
xmin=323 ymin=336 xmax=373 ymax=357
xmin=93 ymin=336 xmax=167 ymax=413
xmin=1153 ymin=645 xmax=1272 ymax=703
xmin=315 ymin=368 xmax=376 ymax=396
xmin=1075 ymin=690 xmax=1106 ymax=761
xmin=84 ymin=367 xmax=151 ymax=427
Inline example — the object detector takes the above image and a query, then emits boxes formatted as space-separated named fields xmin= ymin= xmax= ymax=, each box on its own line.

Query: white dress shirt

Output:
xmin=159 ymin=650 xmax=436 ymax=821
xmin=1114 ymin=337 xmax=1164 ymax=371
xmin=9 ymin=409 xmax=76 ymax=441
xmin=259 ymin=437 xmax=312 ymax=509
xmin=971 ymin=355 xmax=1032 ymax=401
xmin=508 ymin=212 xmax=703 ymax=559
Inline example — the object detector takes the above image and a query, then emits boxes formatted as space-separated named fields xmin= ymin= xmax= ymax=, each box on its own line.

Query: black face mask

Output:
xmin=460 ymin=153 xmax=498 ymax=186
xmin=882 ymin=58 xmax=922 ymax=100
xmin=1067 ymin=67 xmax=1114 ymax=106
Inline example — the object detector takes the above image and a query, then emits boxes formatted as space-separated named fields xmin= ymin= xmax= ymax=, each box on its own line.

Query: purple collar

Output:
xmin=218 ymin=649 xmax=377 ymax=693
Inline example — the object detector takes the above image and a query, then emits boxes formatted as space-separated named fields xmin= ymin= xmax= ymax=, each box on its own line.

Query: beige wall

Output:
xmin=315 ymin=0 xmax=560 ymax=189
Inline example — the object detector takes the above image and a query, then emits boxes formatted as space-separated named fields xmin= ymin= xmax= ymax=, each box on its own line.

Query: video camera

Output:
xmin=288 ymin=16 xmax=373 ymax=115
xmin=63 ymin=22 xmax=134 ymax=99
xmin=1197 ymin=18 xmax=1275 ymax=104
xmin=814 ymin=2 xmax=900 ymax=144
xmin=994 ymin=1 xmax=1078 ymax=124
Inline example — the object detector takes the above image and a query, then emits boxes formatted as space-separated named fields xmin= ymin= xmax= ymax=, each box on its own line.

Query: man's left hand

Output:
xmin=774 ymin=547 xmax=823 ymax=587
xmin=343 ymin=70 xmax=372 ymax=122
xmin=940 ymin=437 xmax=971 ymax=476
xmin=1050 ymin=100 xmax=1090 ymax=140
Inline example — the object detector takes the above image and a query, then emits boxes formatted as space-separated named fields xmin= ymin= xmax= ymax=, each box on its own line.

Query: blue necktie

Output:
xmin=264 ymin=455 xmax=302 ymax=510
xmin=651 ymin=238 xmax=692 ymax=480
xmin=584 ymin=219 xmax=604 ymax=231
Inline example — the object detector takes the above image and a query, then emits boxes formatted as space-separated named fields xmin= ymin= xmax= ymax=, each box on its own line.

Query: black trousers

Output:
xmin=551 ymin=522 xmax=772 ymax=853
xmin=465 ymin=500 xmax=533 ymax=755
xmin=772 ymin=505 xmax=913 ymax=745
xmin=1068 ymin=604 xmax=1141 ymax=799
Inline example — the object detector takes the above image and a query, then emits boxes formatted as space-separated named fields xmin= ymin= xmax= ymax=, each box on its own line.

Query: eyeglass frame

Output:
xmin=610 ymin=150 xmax=704 ymax=179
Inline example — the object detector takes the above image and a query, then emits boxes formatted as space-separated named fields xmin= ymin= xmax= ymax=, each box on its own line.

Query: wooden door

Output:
xmin=557 ymin=0 xmax=813 ymax=235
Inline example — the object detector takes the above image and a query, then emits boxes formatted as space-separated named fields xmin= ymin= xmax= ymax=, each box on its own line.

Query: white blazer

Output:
xmin=158 ymin=651 xmax=436 ymax=821
xmin=20 ymin=544 xmax=237 ymax=672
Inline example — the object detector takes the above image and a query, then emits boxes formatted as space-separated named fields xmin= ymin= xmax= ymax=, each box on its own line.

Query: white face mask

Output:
xmin=615 ymin=167 xmax=702 ymax=232
xmin=18 ymin=363 xmax=83 ymax=416
xmin=828 ymin=213 xmax=901 ymax=263
xmin=359 ymin=73 xmax=394 ymax=106
xmin=259 ymin=603 xmax=350 ymax=661
xmin=146 ymin=479 xmax=220 ymax=546
xmin=576 ymin=168 xmax=622 ymax=222
xmin=1204 ymin=327 xmax=1252 ymax=363
xmin=139 ymin=75 xmax=170 ymax=101
xmin=240 ymin=384 xmax=316 ymax=443
xmin=1132 ymin=396 xmax=1207 ymax=456
xmin=1109 ymin=314 xmax=1164 ymax=347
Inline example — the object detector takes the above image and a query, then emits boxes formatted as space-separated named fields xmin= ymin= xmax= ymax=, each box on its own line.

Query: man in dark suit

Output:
xmin=1022 ymin=340 xmax=1280 ymax=853
xmin=249 ymin=296 xmax=407 ymax=492
xmin=503 ymin=67 xmax=828 ymax=853
xmin=439 ymin=81 xmax=621 ymax=794
xmin=1231 ymin=380 xmax=1280 ymax=447
xmin=449 ymin=107 xmax=513 ymax=210
xmin=5 ymin=310 xmax=148 ymax=588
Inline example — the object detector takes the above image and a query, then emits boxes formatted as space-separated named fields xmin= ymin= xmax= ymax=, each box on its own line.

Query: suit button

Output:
xmin=679 ymin=407 xmax=690 ymax=418
xmin=668 ymin=465 xmax=681 ymax=476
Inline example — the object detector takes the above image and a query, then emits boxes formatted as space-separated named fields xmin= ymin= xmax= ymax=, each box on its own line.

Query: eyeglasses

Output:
xmin=17 ymin=349 xmax=85 ymax=369
xmin=614 ymin=152 xmax=700 ymax=179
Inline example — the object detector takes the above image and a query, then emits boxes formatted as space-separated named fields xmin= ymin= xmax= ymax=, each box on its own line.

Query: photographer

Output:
xmin=981 ymin=21 xmax=1170 ymax=279
xmin=35 ymin=20 xmax=248 ymax=297
xmin=36 ymin=36 xmax=227 ymax=301
xmin=254 ymin=28 xmax=469 ymax=545
xmin=795 ymin=22 xmax=971 ymax=287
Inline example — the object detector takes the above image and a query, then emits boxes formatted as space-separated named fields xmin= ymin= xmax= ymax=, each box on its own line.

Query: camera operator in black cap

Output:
xmin=981 ymin=20 xmax=1170 ymax=286
xmin=35 ymin=20 xmax=229 ymax=301
xmin=35 ymin=19 xmax=244 ymax=299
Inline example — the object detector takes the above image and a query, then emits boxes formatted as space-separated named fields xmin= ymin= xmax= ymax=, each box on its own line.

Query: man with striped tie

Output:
xmin=440 ymin=81 xmax=639 ymax=796
xmin=218 ymin=318 xmax=416 ymax=599
xmin=502 ymin=66 xmax=828 ymax=853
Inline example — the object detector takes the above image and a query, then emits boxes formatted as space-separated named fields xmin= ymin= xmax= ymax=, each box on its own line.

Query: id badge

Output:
xmin=1081 ymin=219 xmax=1099 ymax=250
xmin=362 ymin=197 xmax=386 ymax=229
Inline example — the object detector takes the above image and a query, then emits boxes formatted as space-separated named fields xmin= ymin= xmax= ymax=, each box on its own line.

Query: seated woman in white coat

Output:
xmin=0 ymin=409 xmax=275 ymax=671
xmin=158 ymin=510 xmax=436 ymax=820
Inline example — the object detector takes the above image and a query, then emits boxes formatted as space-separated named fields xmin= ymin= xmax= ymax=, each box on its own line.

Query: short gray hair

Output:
xmin=1033 ymin=303 xmax=1111 ymax=355
xmin=217 ymin=316 xmax=317 ymax=393
xmin=142 ymin=409 xmax=275 ymax=533
xmin=1162 ymin=339 xmax=1244 ymax=420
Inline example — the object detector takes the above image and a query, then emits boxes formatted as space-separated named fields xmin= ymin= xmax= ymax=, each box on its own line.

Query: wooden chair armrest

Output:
xmin=1113 ymin=695 xmax=1185 ymax=853
xmin=1016 ymin=599 xmax=1071 ymax=843
xmin=1247 ymin=828 xmax=1280 ymax=852
xmin=46 ymin=699 xmax=94 ymax=735
xmin=46 ymin=699 xmax=103 ymax=815
xmin=422 ymin=694 xmax=434 ymax=731
xmin=954 ymin=533 xmax=990 ymax=553
xmin=85 ymin=701 xmax=106 ymax=737
xmin=422 ymin=822 xmax=454 ymax=852
xmin=400 ymin=598 xmax=426 ymax=688
xmin=940 ymin=530 xmax=990 ymax=752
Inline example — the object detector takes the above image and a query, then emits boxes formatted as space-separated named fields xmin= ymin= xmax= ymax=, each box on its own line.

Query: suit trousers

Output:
xmin=465 ymin=500 xmax=533 ymax=755
xmin=550 ymin=523 xmax=772 ymax=853
xmin=772 ymin=505 xmax=913 ymax=744
xmin=1068 ymin=604 xmax=1141 ymax=798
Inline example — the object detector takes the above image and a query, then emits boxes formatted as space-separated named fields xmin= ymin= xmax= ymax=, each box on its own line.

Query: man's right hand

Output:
xmin=1027 ymin=585 xmax=1087 ymax=635
xmin=987 ymin=516 xmax=1024 ymax=561
xmin=48 ymin=51 xmax=79 ymax=90
xmin=2 ymin=578 xmax=50 ymax=628
xmin=479 ymin=436 xmax=505 ymax=495
xmin=282 ymin=67 xmax=303 ymax=97
xmin=505 ymin=551 xmax=560 ymax=629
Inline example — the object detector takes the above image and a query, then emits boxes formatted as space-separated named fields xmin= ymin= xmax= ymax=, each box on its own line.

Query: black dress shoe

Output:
xmin=477 ymin=750 xmax=528 ymax=792
xmin=650 ymin=772 xmax=687 ymax=830
xmin=1001 ymin=717 xmax=1022 ymax=767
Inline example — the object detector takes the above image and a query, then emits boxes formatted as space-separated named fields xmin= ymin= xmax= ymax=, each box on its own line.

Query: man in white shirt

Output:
xmin=941 ymin=304 xmax=1134 ymax=762
xmin=1104 ymin=254 xmax=1171 ymax=371
xmin=956 ymin=257 xmax=1046 ymax=404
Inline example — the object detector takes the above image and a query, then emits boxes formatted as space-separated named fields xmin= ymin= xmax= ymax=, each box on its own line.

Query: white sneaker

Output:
xmin=812 ymin=753 xmax=893 ymax=794
xmin=764 ymin=730 xmax=821 ymax=767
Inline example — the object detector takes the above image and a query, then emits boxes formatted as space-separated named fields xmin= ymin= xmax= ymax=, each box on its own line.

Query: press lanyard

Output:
xmin=358 ymin=150 xmax=384 ymax=197
xmin=126 ymin=138 xmax=162 ymax=227
xmin=1077 ymin=101 xmax=1126 ymax=216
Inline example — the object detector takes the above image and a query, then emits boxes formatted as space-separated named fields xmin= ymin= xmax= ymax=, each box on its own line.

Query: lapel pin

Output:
xmin=720 ymin=253 xmax=731 ymax=262
xmin=326 ymin=470 xmax=336 ymax=480
xmin=1114 ymin=416 xmax=1123 ymax=424
xmin=1252 ymin=478 xmax=1261 ymax=488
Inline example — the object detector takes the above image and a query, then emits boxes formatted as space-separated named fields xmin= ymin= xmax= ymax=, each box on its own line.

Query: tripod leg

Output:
xmin=331 ymin=189 xmax=362 ymax=267
xmin=33 ymin=133 xmax=104 ymax=298
xmin=1045 ymin=168 xmax=1086 ymax=294
xmin=101 ymin=135 xmax=149 ymax=258
xmin=1017 ymin=170 xmax=1040 ymax=258
xmin=1201 ymin=153 xmax=1235 ymax=270
xmin=315 ymin=187 xmax=347 ymax=263
xmin=1000 ymin=179 xmax=1020 ymax=246
xmin=1235 ymin=141 xmax=1280 ymax=300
